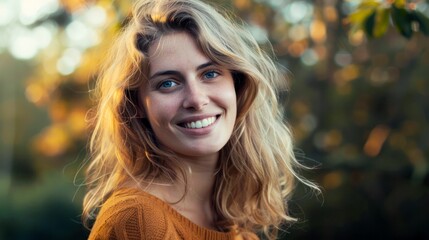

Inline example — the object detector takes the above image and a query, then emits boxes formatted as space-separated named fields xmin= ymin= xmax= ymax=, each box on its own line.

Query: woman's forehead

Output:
xmin=147 ymin=32 xmax=211 ymax=73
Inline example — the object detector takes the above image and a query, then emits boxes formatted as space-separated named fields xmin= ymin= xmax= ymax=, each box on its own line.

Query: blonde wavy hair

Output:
xmin=83 ymin=0 xmax=319 ymax=238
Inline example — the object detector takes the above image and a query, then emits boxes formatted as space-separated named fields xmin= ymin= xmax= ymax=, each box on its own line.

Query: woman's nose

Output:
xmin=182 ymin=81 xmax=209 ymax=111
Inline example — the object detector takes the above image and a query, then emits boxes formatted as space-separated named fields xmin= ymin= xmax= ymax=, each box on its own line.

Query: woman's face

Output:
xmin=140 ymin=32 xmax=237 ymax=160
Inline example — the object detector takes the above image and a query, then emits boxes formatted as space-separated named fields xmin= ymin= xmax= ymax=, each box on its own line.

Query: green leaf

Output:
xmin=373 ymin=8 xmax=390 ymax=38
xmin=347 ymin=0 xmax=380 ymax=25
xmin=392 ymin=5 xmax=413 ymax=38
xmin=394 ymin=0 xmax=406 ymax=8
xmin=346 ymin=0 xmax=382 ymax=36
xmin=364 ymin=10 xmax=376 ymax=38
xmin=411 ymin=11 xmax=429 ymax=36
xmin=348 ymin=8 xmax=376 ymax=26
xmin=358 ymin=0 xmax=381 ymax=9
xmin=361 ymin=7 xmax=390 ymax=39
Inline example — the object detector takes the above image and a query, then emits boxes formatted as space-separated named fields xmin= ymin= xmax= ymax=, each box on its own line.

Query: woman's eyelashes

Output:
xmin=154 ymin=69 xmax=223 ymax=91
xmin=158 ymin=80 xmax=179 ymax=90
xmin=203 ymin=70 xmax=220 ymax=79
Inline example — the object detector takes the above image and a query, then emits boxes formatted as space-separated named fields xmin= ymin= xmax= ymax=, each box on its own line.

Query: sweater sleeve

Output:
xmin=88 ymin=196 xmax=170 ymax=240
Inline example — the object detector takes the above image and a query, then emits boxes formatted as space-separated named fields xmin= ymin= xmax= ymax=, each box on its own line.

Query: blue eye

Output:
xmin=204 ymin=70 xmax=219 ymax=79
xmin=159 ymin=80 xmax=177 ymax=89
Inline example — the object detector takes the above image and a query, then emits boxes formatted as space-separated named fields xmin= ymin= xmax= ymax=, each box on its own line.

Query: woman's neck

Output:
xmin=175 ymin=162 xmax=218 ymax=229
xmin=181 ymin=153 xmax=219 ymax=201
xmin=143 ymin=153 xmax=220 ymax=229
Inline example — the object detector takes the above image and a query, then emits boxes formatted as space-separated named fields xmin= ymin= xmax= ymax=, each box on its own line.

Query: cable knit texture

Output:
xmin=88 ymin=188 xmax=259 ymax=240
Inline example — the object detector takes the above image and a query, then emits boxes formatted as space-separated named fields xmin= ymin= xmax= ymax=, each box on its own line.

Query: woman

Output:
xmin=83 ymin=0 xmax=319 ymax=239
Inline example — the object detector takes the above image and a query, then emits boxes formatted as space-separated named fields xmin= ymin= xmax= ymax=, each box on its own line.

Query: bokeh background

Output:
xmin=1 ymin=0 xmax=428 ymax=239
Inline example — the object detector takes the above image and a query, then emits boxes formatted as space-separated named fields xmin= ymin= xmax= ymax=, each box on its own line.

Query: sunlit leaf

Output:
xmin=346 ymin=0 xmax=381 ymax=24
xmin=347 ymin=8 xmax=376 ymax=26
xmin=361 ymin=6 xmax=389 ymax=38
xmin=358 ymin=0 xmax=381 ymax=9
xmin=394 ymin=0 xmax=406 ymax=8
xmin=373 ymin=7 xmax=390 ymax=38
xmin=392 ymin=5 xmax=413 ymax=38
xmin=346 ymin=0 xmax=381 ymax=35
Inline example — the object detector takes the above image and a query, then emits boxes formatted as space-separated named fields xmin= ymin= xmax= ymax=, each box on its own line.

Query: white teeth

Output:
xmin=202 ymin=119 xmax=208 ymax=127
xmin=185 ymin=116 xmax=216 ymax=129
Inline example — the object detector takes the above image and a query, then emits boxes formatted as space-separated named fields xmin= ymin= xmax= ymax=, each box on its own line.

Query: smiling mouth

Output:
xmin=179 ymin=115 xmax=219 ymax=129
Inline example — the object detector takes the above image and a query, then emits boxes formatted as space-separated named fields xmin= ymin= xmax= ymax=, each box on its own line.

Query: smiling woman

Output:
xmin=82 ymin=0 xmax=319 ymax=239
xmin=142 ymin=32 xmax=237 ymax=159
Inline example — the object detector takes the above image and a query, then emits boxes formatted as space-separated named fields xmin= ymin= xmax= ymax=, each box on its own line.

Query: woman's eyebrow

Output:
xmin=196 ymin=61 xmax=215 ymax=70
xmin=149 ymin=70 xmax=180 ymax=80
xmin=149 ymin=61 xmax=215 ymax=80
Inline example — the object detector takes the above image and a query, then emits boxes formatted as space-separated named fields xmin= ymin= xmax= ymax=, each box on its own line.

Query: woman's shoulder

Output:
xmin=102 ymin=187 xmax=164 ymax=209
xmin=88 ymin=188 xmax=171 ymax=240
xmin=89 ymin=187 xmax=257 ymax=240
xmin=98 ymin=187 xmax=168 ymax=219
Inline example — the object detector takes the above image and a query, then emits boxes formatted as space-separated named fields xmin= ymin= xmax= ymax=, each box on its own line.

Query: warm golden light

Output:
xmin=288 ymin=40 xmax=308 ymax=57
xmin=310 ymin=19 xmax=326 ymax=43
xmin=234 ymin=0 xmax=251 ymax=10
xmin=323 ymin=6 xmax=338 ymax=22
xmin=333 ymin=64 xmax=360 ymax=85
xmin=323 ymin=171 xmax=343 ymax=190
xmin=60 ymin=0 xmax=91 ymax=12
xmin=349 ymin=30 xmax=366 ymax=46
xmin=68 ymin=108 xmax=88 ymax=138
xmin=325 ymin=130 xmax=343 ymax=149
xmin=363 ymin=125 xmax=390 ymax=157
xmin=33 ymin=125 xmax=71 ymax=157
xmin=49 ymin=101 xmax=68 ymax=122
xmin=25 ymin=82 xmax=48 ymax=106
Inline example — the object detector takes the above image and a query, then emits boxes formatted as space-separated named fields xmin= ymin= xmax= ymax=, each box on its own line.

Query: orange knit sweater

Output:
xmin=88 ymin=188 xmax=259 ymax=240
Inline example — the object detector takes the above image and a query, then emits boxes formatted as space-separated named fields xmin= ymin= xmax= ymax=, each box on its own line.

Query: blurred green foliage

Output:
xmin=348 ymin=0 xmax=429 ymax=38
xmin=1 ymin=0 xmax=428 ymax=239
xmin=1 ymin=172 xmax=87 ymax=239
